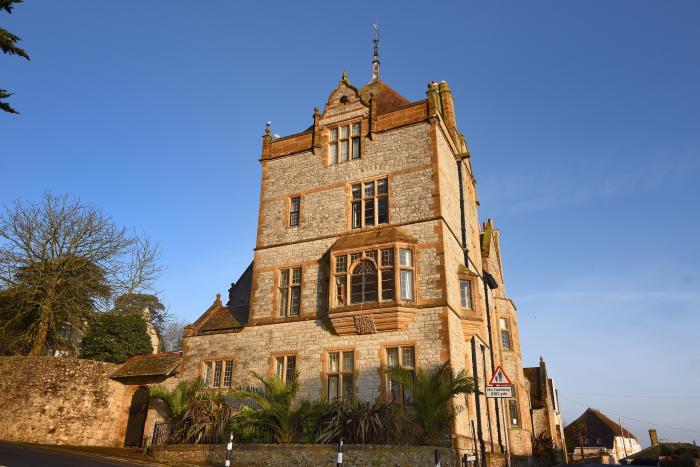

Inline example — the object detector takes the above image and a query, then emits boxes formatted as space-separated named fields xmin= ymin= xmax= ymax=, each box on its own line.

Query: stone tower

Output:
xmin=182 ymin=43 xmax=534 ymax=464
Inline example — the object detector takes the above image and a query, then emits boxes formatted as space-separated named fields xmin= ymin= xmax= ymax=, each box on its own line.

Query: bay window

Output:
xmin=332 ymin=246 xmax=414 ymax=306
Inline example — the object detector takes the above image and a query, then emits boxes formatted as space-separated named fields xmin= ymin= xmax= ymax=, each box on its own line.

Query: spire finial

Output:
xmin=371 ymin=21 xmax=380 ymax=82
xmin=342 ymin=69 xmax=348 ymax=81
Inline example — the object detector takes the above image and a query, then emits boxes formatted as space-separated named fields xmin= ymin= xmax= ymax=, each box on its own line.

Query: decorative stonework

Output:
xmin=353 ymin=314 xmax=377 ymax=334
xmin=328 ymin=306 xmax=417 ymax=336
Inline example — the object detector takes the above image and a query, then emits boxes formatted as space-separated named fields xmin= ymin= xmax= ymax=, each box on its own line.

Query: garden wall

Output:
xmin=0 ymin=356 xmax=131 ymax=446
xmin=150 ymin=443 xmax=460 ymax=466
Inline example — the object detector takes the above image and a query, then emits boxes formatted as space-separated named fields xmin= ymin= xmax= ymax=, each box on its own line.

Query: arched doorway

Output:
xmin=124 ymin=387 xmax=149 ymax=446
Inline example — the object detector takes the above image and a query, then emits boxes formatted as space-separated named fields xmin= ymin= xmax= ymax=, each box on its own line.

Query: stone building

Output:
xmin=181 ymin=43 xmax=536 ymax=463
xmin=524 ymin=357 xmax=568 ymax=461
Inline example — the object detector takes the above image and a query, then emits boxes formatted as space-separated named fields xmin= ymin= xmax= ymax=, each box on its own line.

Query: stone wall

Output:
xmin=0 ymin=356 xmax=130 ymax=446
xmin=150 ymin=443 xmax=459 ymax=467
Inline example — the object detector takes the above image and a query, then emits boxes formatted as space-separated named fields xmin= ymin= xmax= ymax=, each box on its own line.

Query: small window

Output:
xmin=386 ymin=345 xmax=415 ymax=403
xmin=327 ymin=350 xmax=354 ymax=400
xmin=460 ymin=280 xmax=473 ymax=310
xmin=279 ymin=267 xmax=302 ymax=317
xmin=223 ymin=361 xmax=233 ymax=388
xmin=329 ymin=122 xmax=361 ymax=165
xmin=399 ymin=249 xmax=414 ymax=301
xmin=351 ymin=178 xmax=389 ymax=229
xmin=289 ymin=196 xmax=300 ymax=226
xmin=275 ymin=355 xmax=297 ymax=384
xmin=203 ymin=361 xmax=212 ymax=386
xmin=500 ymin=318 xmax=511 ymax=350
xmin=202 ymin=359 xmax=234 ymax=388
xmin=508 ymin=399 xmax=519 ymax=426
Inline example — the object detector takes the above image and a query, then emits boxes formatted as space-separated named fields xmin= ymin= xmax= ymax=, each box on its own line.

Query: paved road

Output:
xmin=0 ymin=442 xmax=157 ymax=467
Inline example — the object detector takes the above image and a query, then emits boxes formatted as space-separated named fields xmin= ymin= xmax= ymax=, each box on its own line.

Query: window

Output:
xmin=399 ymin=249 xmax=414 ymax=301
xmin=508 ymin=399 xmax=519 ymax=426
xmin=333 ymin=247 xmax=412 ymax=306
xmin=500 ymin=318 xmax=511 ymax=350
xmin=386 ymin=345 xmax=415 ymax=403
xmin=460 ymin=279 xmax=473 ymax=310
xmin=275 ymin=355 xmax=297 ymax=384
xmin=289 ymin=196 xmax=300 ymax=226
xmin=202 ymin=359 xmax=234 ymax=388
xmin=327 ymin=350 xmax=354 ymax=400
xmin=351 ymin=260 xmax=377 ymax=304
xmin=329 ymin=122 xmax=361 ymax=165
xmin=351 ymin=178 xmax=388 ymax=228
xmin=279 ymin=267 xmax=302 ymax=317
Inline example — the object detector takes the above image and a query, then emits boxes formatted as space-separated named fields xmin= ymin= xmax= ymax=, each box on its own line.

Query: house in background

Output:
xmin=524 ymin=357 xmax=567 ymax=460
xmin=565 ymin=407 xmax=642 ymax=463
xmin=621 ymin=429 xmax=700 ymax=465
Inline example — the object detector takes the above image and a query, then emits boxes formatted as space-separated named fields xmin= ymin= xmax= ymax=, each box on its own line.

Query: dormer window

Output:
xmin=329 ymin=122 xmax=361 ymax=164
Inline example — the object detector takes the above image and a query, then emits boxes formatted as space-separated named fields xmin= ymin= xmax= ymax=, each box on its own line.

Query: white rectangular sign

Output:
xmin=485 ymin=385 xmax=513 ymax=398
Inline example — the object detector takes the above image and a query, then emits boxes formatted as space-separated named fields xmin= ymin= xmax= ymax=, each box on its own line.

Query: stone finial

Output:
xmin=214 ymin=293 xmax=222 ymax=306
xmin=341 ymin=69 xmax=348 ymax=82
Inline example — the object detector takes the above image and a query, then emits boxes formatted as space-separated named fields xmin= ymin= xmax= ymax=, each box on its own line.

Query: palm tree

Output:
xmin=149 ymin=378 xmax=206 ymax=423
xmin=569 ymin=421 xmax=588 ymax=461
xmin=386 ymin=362 xmax=477 ymax=445
xmin=149 ymin=379 xmax=232 ymax=444
xmin=228 ymin=372 xmax=306 ymax=443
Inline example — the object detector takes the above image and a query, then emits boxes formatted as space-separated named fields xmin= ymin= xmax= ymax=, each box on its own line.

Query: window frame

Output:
xmin=325 ymin=349 xmax=356 ymax=401
xmin=331 ymin=245 xmax=415 ymax=308
xmin=399 ymin=248 xmax=414 ymax=301
xmin=499 ymin=317 xmax=512 ymax=351
xmin=289 ymin=196 xmax=301 ymax=227
xmin=328 ymin=121 xmax=362 ymax=165
xmin=200 ymin=358 xmax=235 ymax=389
xmin=459 ymin=279 xmax=473 ymax=310
xmin=508 ymin=398 xmax=520 ymax=426
xmin=383 ymin=344 xmax=417 ymax=403
xmin=272 ymin=353 xmax=297 ymax=384
xmin=277 ymin=266 xmax=303 ymax=317
xmin=351 ymin=177 xmax=389 ymax=229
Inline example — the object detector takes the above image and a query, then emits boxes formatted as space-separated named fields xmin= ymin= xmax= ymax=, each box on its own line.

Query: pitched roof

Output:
xmin=111 ymin=352 xmax=181 ymax=379
xmin=565 ymin=408 xmax=639 ymax=449
xmin=331 ymin=226 xmax=417 ymax=251
xmin=624 ymin=443 xmax=700 ymax=463
xmin=199 ymin=304 xmax=247 ymax=332
xmin=359 ymin=80 xmax=411 ymax=114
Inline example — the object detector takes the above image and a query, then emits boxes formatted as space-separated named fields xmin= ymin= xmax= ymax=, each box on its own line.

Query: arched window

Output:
xmin=350 ymin=260 xmax=377 ymax=304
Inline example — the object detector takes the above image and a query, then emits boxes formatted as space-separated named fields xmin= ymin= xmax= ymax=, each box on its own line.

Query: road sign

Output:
xmin=488 ymin=365 xmax=512 ymax=386
xmin=485 ymin=385 xmax=513 ymax=398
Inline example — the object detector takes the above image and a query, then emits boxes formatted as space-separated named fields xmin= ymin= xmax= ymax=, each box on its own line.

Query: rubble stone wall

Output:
xmin=0 ymin=356 xmax=130 ymax=446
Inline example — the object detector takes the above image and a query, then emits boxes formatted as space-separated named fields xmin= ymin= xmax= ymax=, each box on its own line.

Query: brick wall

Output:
xmin=0 ymin=356 xmax=130 ymax=446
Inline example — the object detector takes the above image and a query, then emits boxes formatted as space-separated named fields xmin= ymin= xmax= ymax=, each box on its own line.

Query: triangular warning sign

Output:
xmin=489 ymin=366 xmax=512 ymax=386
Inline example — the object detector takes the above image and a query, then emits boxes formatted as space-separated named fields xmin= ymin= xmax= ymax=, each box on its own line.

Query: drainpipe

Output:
xmin=458 ymin=155 xmax=504 ymax=456
xmin=471 ymin=337 xmax=487 ymax=467
xmin=457 ymin=159 xmax=469 ymax=265
xmin=483 ymin=271 xmax=504 ymax=453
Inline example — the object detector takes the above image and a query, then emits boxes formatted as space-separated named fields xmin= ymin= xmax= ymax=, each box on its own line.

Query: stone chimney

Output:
xmin=649 ymin=429 xmax=659 ymax=446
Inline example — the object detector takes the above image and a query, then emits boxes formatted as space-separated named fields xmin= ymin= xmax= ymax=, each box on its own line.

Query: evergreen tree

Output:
xmin=1 ymin=0 xmax=30 ymax=114
xmin=80 ymin=312 xmax=153 ymax=363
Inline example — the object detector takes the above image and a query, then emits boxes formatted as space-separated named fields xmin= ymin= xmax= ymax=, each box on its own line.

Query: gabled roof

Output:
xmin=199 ymin=304 xmax=247 ymax=332
xmin=359 ymin=80 xmax=411 ymax=114
xmin=565 ymin=408 xmax=639 ymax=449
xmin=111 ymin=352 xmax=181 ymax=379
xmin=331 ymin=226 xmax=417 ymax=251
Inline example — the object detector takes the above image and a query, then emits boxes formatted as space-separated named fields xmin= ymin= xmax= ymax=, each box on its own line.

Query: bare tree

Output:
xmin=160 ymin=318 xmax=186 ymax=352
xmin=0 ymin=193 xmax=163 ymax=355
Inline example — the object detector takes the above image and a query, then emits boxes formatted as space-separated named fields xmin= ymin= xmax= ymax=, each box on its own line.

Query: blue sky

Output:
xmin=2 ymin=1 xmax=699 ymax=445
